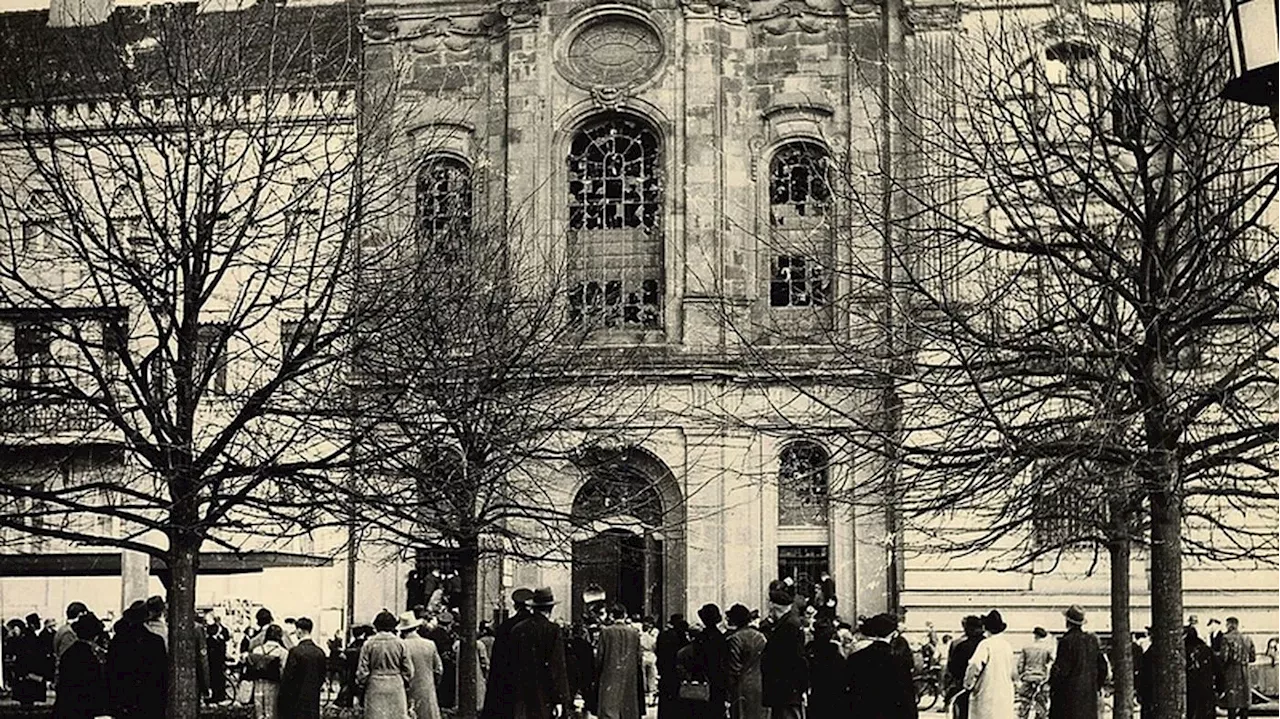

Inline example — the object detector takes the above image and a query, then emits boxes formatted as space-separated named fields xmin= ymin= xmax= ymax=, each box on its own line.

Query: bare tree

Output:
xmin=0 ymin=4 xmax=380 ymax=715
xmin=724 ymin=4 xmax=1276 ymax=718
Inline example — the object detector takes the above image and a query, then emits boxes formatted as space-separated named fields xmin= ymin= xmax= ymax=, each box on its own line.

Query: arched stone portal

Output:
xmin=570 ymin=447 xmax=684 ymax=622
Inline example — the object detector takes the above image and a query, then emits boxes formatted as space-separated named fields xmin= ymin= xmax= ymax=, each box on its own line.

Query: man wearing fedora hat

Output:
xmin=760 ymin=581 xmax=807 ymax=719
xmin=1048 ymin=605 xmax=1107 ymax=719
xmin=483 ymin=588 xmax=536 ymax=719
xmin=847 ymin=613 xmax=916 ymax=717
xmin=507 ymin=588 xmax=570 ymax=719
xmin=963 ymin=611 xmax=1016 ymax=719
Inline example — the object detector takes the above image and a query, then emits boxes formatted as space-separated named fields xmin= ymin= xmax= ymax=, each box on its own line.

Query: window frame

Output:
xmin=777 ymin=440 xmax=831 ymax=528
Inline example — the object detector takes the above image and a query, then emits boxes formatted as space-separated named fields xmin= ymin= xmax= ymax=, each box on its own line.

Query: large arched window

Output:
xmin=416 ymin=156 xmax=472 ymax=243
xmin=767 ymin=143 xmax=833 ymax=311
xmin=567 ymin=115 xmax=663 ymax=330
xmin=777 ymin=441 xmax=829 ymax=527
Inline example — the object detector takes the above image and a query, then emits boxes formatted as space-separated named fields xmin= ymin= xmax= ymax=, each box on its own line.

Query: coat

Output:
xmin=596 ymin=622 xmax=645 ymax=719
xmin=760 ymin=610 xmax=807 ymax=709
xmin=357 ymin=632 xmax=415 ymax=719
xmin=404 ymin=634 xmax=444 ymax=719
xmin=482 ymin=611 xmax=533 ymax=719
xmin=279 ymin=639 xmax=329 ymax=719
xmin=424 ymin=626 xmax=457 ymax=710
xmin=53 ymin=640 xmax=107 ymax=719
xmin=507 ymin=613 xmax=570 ymax=719
xmin=251 ymin=640 xmax=289 ymax=719
xmin=847 ymin=640 xmax=917 ymax=719
xmin=1218 ymin=628 xmax=1256 ymax=708
xmin=805 ymin=640 xmax=848 ymax=719
xmin=725 ymin=627 xmax=766 ymax=719
xmin=1048 ymin=627 xmax=1107 ymax=719
xmin=1185 ymin=635 xmax=1218 ymax=719
xmin=964 ymin=634 xmax=1017 ymax=719
xmin=107 ymin=622 xmax=168 ymax=719
xmin=10 ymin=629 xmax=48 ymax=705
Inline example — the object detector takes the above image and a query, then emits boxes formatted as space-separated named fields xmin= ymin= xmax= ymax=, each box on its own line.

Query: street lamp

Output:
xmin=1222 ymin=0 xmax=1278 ymax=114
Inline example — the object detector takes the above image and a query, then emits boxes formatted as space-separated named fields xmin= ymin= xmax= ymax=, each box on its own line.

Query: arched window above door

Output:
xmin=778 ymin=441 xmax=830 ymax=527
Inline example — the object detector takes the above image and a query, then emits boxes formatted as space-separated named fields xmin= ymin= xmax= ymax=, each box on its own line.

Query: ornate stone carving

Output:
xmin=401 ymin=16 xmax=490 ymax=53
xmin=564 ymin=18 xmax=664 ymax=88
xmin=749 ymin=0 xmax=843 ymax=34
xmin=589 ymin=86 xmax=630 ymax=110
xmin=681 ymin=0 xmax=749 ymax=20
xmin=494 ymin=0 xmax=543 ymax=29
xmin=360 ymin=10 xmax=399 ymax=43
xmin=902 ymin=3 xmax=961 ymax=32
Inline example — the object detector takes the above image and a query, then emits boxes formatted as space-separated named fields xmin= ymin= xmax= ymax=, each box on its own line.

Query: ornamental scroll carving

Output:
xmin=747 ymin=0 xmax=876 ymax=34
xmin=564 ymin=18 xmax=664 ymax=88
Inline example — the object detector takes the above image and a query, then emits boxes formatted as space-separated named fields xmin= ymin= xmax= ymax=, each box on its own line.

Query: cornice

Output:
xmin=359 ymin=0 xmax=543 ymax=48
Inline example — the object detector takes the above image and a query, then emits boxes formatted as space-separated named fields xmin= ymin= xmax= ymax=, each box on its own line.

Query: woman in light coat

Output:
xmin=358 ymin=611 xmax=415 ymax=719
xmin=964 ymin=611 xmax=1018 ymax=719
xmin=398 ymin=614 xmax=443 ymax=719
xmin=250 ymin=625 xmax=290 ymax=719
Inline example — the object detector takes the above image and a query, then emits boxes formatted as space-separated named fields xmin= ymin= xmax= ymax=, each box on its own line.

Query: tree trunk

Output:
xmin=455 ymin=538 xmax=481 ymax=719
xmin=1108 ymin=535 xmax=1133 ymax=719
xmin=166 ymin=537 xmax=203 ymax=719
xmin=1147 ymin=480 xmax=1185 ymax=719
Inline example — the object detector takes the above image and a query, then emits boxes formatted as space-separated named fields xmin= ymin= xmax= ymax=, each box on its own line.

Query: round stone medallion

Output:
xmin=565 ymin=18 xmax=663 ymax=88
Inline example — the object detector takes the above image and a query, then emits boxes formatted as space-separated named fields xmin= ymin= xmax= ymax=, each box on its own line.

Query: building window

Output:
xmin=770 ymin=255 xmax=828 ymax=308
xmin=1032 ymin=464 xmax=1106 ymax=549
xmin=416 ymin=157 xmax=472 ymax=243
xmin=778 ymin=441 xmax=829 ymax=527
xmin=777 ymin=545 xmax=828 ymax=600
xmin=280 ymin=319 xmax=318 ymax=359
xmin=14 ymin=323 xmax=55 ymax=386
xmin=21 ymin=189 xmax=57 ymax=253
xmin=285 ymin=177 xmax=320 ymax=245
xmin=769 ymin=143 xmax=830 ymax=227
xmin=197 ymin=323 xmax=229 ymax=394
xmin=567 ymin=115 xmax=663 ymax=330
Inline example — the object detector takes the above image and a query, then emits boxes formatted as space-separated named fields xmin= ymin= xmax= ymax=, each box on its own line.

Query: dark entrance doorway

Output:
xmin=571 ymin=528 xmax=663 ymax=620
xmin=569 ymin=447 xmax=683 ymax=624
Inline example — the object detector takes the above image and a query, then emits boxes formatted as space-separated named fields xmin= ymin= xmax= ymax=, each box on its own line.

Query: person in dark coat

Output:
xmin=1048 ymin=605 xmax=1107 ymax=719
xmin=695 ymin=604 xmax=729 ymax=719
xmin=760 ymin=583 xmax=807 ymax=719
xmin=566 ymin=623 xmax=597 ymax=715
xmin=656 ymin=614 xmax=690 ymax=719
xmin=107 ymin=601 xmax=168 ymax=719
xmin=1183 ymin=627 xmax=1219 ymax=719
xmin=506 ymin=587 xmax=570 ymax=719
xmin=206 ymin=612 xmax=231 ymax=704
xmin=946 ymin=616 xmax=985 ymax=719
xmin=425 ymin=611 xmax=459 ymax=710
xmin=805 ymin=619 xmax=849 ymax=719
xmin=278 ymin=617 xmax=328 ymax=719
xmin=483 ymin=588 xmax=535 ymax=719
xmin=53 ymin=613 xmax=108 ymax=719
xmin=8 ymin=618 xmax=46 ymax=705
xmin=336 ymin=625 xmax=372 ymax=708
xmin=847 ymin=614 xmax=917 ymax=719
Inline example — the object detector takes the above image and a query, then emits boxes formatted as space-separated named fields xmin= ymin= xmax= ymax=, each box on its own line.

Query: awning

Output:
xmin=0 ymin=551 xmax=332 ymax=577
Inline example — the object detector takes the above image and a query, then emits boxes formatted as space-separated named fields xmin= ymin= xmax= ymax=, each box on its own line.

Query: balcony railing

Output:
xmin=0 ymin=394 xmax=106 ymax=435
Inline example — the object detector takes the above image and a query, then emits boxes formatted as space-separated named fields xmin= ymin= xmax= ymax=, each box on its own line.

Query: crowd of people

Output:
xmin=0 ymin=584 xmax=1271 ymax=719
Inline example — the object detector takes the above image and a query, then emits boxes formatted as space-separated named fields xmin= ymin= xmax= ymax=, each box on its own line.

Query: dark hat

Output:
xmin=982 ymin=610 xmax=1007 ymax=634
xmin=436 ymin=610 xmax=454 ymax=626
xmin=726 ymin=604 xmax=751 ymax=628
xmin=373 ymin=610 xmax=398 ymax=632
xmin=123 ymin=601 xmax=147 ymax=623
xmin=859 ymin=613 xmax=897 ymax=639
xmin=511 ymin=588 xmax=534 ymax=607
xmin=73 ymin=613 xmax=104 ymax=640
xmin=1033 ymin=626 xmax=1047 ymax=638
xmin=668 ymin=613 xmax=687 ymax=629
xmin=698 ymin=603 xmax=722 ymax=627
xmin=961 ymin=615 xmax=984 ymax=631
xmin=1063 ymin=605 xmax=1086 ymax=625
xmin=529 ymin=587 xmax=557 ymax=608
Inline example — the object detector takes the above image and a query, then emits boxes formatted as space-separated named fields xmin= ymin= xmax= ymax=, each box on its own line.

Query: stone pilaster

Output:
xmin=683 ymin=426 xmax=727 ymax=613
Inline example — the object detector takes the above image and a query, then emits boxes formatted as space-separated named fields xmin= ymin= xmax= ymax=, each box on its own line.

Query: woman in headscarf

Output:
xmin=248 ymin=624 xmax=289 ymax=719
xmin=53 ymin=613 xmax=108 ymax=719
xmin=358 ymin=610 xmax=415 ymax=719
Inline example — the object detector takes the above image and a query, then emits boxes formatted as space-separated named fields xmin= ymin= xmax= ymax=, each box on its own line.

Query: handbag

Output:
xmin=678 ymin=681 xmax=710 ymax=702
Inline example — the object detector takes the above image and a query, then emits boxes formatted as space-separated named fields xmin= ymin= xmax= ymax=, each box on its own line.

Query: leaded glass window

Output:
xmin=778 ymin=441 xmax=829 ymax=527
xmin=416 ymin=157 xmax=472 ymax=241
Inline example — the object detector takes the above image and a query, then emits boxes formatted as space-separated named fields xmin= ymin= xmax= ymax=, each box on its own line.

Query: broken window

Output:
xmin=14 ymin=323 xmax=55 ymax=386
xmin=21 ymin=188 xmax=58 ymax=252
xmin=778 ymin=441 xmax=829 ymax=527
xmin=415 ymin=157 xmax=472 ymax=245
xmin=770 ymin=255 xmax=828 ymax=308
xmin=567 ymin=115 xmax=663 ymax=330
xmin=769 ymin=143 xmax=831 ymax=227
xmin=197 ymin=322 xmax=229 ymax=394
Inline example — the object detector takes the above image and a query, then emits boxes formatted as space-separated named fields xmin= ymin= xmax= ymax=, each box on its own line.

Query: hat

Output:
xmin=511 ymin=588 xmax=534 ymax=607
xmin=858 ymin=613 xmax=897 ymax=639
xmin=982 ymin=610 xmax=1007 ymax=634
xmin=529 ymin=587 xmax=557 ymax=608
xmin=726 ymin=604 xmax=751 ymax=628
xmin=395 ymin=611 xmax=423 ymax=633
xmin=373 ymin=610 xmax=398 ymax=632
xmin=73 ymin=613 xmax=104 ymax=641
xmin=768 ymin=587 xmax=794 ymax=606
xmin=436 ymin=610 xmax=455 ymax=626
xmin=1063 ymin=605 xmax=1086 ymax=626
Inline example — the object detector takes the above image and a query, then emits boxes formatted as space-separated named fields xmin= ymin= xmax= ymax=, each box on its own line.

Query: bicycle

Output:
xmin=914 ymin=669 xmax=942 ymax=710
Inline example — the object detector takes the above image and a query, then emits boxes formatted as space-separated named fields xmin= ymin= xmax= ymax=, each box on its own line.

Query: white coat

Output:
xmin=964 ymin=633 xmax=1018 ymax=719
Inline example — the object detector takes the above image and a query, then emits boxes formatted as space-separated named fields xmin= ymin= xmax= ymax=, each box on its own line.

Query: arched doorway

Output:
xmin=570 ymin=447 xmax=684 ymax=623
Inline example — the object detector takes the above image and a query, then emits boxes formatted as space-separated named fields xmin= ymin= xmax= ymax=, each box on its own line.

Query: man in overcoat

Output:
xmin=595 ymin=603 xmax=644 ymax=719
xmin=482 ymin=587 xmax=535 ymax=719
xmin=847 ymin=613 xmax=917 ymax=719
xmin=656 ymin=614 xmax=690 ymax=719
xmin=1048 ymin=605 xmax=1107 ymax=719
xmin=507 ymin=587 xmax=570 ymax=719
xmin=1217 ymin=617 xmax=1256 ymax=719
xmin=279 ymin=617 xmax=328 ymax=719
xmin=760 ymin=584 xmax=807 ymax=719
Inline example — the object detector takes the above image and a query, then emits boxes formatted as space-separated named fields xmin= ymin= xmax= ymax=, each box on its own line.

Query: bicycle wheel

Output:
xmin=916 ymin=677 xmax=940 ymax=710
